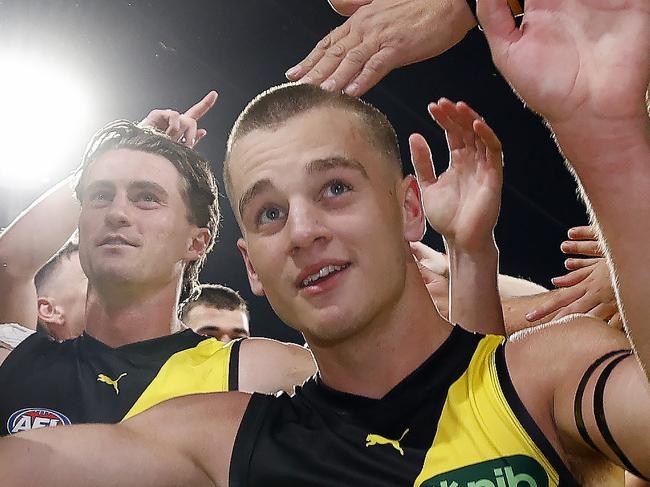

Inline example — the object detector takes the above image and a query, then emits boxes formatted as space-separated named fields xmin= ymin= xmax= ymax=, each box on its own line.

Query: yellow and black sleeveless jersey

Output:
xmin=0 ymin=329 xmax=239 ymax=436
xmin=231 ymin=326 xmax=578 ymax=487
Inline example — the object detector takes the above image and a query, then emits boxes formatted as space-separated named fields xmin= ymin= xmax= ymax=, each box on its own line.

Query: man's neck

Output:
xmin=310 ymin=262 xmax=454 ymax=399
xmin=84 ymin=280 xmax=182 ymax=348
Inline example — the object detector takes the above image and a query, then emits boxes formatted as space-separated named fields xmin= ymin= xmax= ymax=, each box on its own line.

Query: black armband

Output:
xmin=574 ymin=349 xmax=649 ymax=481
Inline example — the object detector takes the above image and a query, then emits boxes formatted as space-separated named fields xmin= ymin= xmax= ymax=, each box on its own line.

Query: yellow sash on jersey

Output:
xmin=414 ymin=335 xmax=560 ymax=487
xmin=122 ymin=337 xmax=233 ymax=421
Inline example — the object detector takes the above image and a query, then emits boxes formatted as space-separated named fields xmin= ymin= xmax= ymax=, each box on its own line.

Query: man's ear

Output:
xmin=237 ymin=238 xmax=265 ymax=296
xmin=400 ymin=175 xmax=426 ymax=242
xmin=37 ymin=297 xmax=65 ymax=336
xmin=185 ymin=228 xmax=211 ymax=262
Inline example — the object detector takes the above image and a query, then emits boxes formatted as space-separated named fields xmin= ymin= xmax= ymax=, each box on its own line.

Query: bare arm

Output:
xmin=0 ymin=176 xmax=80 ymax=329
xmin=411 ymin=100 xmax=505 ymax=335
xmin=480 ymin=0 xmax=650 ymax=474
xmin=0 ymin=392 xmax=250 ymax=487
xmin=239 ymin=338 xmax=317 ymax=395
xmin=479 ymin=0 xmax=650 ymax=366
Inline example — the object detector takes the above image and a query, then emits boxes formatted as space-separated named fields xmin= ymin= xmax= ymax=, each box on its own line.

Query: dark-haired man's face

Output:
xmin=230 ymin=107 xmax=423 ymax=346
xmin=184 ymin=304 xmax=249 ymax=343
xmin=77 ymin=149 xmax=207 ymax=292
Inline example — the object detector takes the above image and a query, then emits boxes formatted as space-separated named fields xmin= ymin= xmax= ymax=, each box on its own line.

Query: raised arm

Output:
xmin=0 ymin=391 xmax=249 ymax=487
xmin=479 ymin=0 xmax=650 ymax=363
xmin=0 ymin=176 xmax=80 ymax=329
xmin=411 ymin=99 xmax=505 ymax=335
xmin=479 ymin=0 xmax=650 ymax=475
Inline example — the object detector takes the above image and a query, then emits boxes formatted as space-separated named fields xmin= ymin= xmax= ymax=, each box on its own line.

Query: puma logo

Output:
xmin=365 ymin=428 xmax=409 ymax=455
xmin=97 ymin=373 xmax=127 ymax=395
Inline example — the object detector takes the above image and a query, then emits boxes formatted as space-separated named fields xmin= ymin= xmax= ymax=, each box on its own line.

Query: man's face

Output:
xmin=77 ymin=149 xmax=203 ymax=291
xmin=230 ymin=107 xmax=422 ymax=345
xmin=46 ymin=252 xmax=87 ymax=339
xmin=183 ymin=304 xmax=249 ymax=343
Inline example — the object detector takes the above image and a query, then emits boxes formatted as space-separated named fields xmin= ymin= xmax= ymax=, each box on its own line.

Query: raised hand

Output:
xmin=410 ymin=99 xmax=503 ymax=252
xmin=286 ymin=0 xmax=476 ymax=96
xmin=139 ymin=91 xmax=218 ymax=148
xmin=477 ymin=0 xmax=650 ymax=128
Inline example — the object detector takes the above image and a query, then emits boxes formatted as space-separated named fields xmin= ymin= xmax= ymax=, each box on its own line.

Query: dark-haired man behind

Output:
xmin=182 ymin=284 xmax=250 ymax=342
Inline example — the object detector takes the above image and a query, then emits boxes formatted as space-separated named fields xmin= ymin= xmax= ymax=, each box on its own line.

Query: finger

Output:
xmin=564 ymin=257 xmax=601 ymax=270
xmin=139 ymin=109 xmax=168 ymax=129
xmin=473 ymin=119 xmax=504 ymax=173
xmin=286 ymin=24 xmax=351 ymax=82
xmin=410 ymin=241 xmax=444 ymax=262
xmin=451 ymin=101 xmax=481 ymax=149
xmin=551 ymin=266 xmax=592 ymax=288
xmin=560 ymin=239 xmax=603 ymax=257
xmin=320 ymin=43 xmax=371 ymax=92
xmin=553 ymin=294 xmax=599 ymax=319
xmin=165 ymin=111 xmax=182 ymax=139
xmin=343 ymin=48 xmax=396 ymax=97
xmin=304 ymin=33 xmax=364 ymax=88
xmin=609 ymin=312 xmax=624 ymax=331
xmin=409 ymin=134 xmax=437 ymax=187
xmin=194 ymin=129 xmax=207 ymax=146
xmin=567 ymin=225 xmax=597 ymax=241
xmin=525 ymin=286 xmax=586 ymax=322
xmin=428 ymin=100 xmax=464 ymax=151
xmin=417 ymin=262 xmax=443 ymax=285
xmin=184 ymin=91 xmax=218 ymax=121
xmin=179 ymin=116 xmax=197 ymax=148
xmin=410 ymin=242 xmax=448 ymax=275
xmin=477 ymin=0 xmax=521 ymax=63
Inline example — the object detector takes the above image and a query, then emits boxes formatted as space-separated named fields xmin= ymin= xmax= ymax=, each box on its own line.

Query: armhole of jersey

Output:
xmin=495 ymin=345 xmax=580 ymax=486
xmin=229 ymin=338 xmax=243 ymax=391
xmin=229 ymin=393 xmax=272 ymax=487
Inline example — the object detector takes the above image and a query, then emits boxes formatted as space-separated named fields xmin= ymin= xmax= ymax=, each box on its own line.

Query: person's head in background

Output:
xmin=181 ymin=284 xmax=250 ymax=342
xmin=34 ymin=240 xmax=87 ymax=341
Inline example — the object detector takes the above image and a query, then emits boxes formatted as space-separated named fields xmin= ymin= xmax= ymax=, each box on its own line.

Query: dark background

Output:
xmin=0 ymin=0 xmax=588 ymax=343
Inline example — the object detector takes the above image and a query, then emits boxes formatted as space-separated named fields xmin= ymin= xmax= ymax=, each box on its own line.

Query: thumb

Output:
xmin=477 ymin=0 xmax=520 ymax=61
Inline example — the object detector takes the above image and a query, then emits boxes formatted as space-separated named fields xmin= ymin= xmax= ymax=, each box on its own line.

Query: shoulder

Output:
xmin=507 ymin=315 xmax=630 ymax=373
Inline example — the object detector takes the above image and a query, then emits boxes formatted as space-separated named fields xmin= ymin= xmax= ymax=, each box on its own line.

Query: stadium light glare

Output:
xmin=0 ymin=52 xmax=93 ymax=189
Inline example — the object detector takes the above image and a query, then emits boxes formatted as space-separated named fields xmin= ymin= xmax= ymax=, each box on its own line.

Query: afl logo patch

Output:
xmin=7 ymin=408 xmax=71 ymax=435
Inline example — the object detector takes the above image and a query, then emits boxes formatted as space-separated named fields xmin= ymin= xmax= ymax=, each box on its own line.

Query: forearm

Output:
xmin=0 ymin=422 xmax=211 ymax=487
xmin=0 ymin=175 xmax=80 ymax=279
xmin=501 ymin=290 xmax=561 ymax=335
xmin=551 ymin=117 xmax=650 ymax=368
xmin=498 ymin=273 xmax=547 ymax=298
xmin=447 ymin=242 xmax=505 ymax=335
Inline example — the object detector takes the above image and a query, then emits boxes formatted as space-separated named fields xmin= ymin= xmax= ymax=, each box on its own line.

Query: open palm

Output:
xmin=410 ymin=99 xmax=503 ymax=252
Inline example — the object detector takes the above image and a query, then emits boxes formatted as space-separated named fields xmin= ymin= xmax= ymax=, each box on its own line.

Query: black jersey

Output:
xmin=230 ymin=326 xmax=578 ymax=487
xmin=0 ymin=329 xmax=238 ymax=436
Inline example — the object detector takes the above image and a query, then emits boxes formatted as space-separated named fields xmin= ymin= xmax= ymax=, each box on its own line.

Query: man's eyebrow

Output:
xmin=128 ymin=180 xmax=169 ymax=198
xmin=305 ymin=157 xmax=368 ymax=178
xmin=238 ymin=178 xmax=273 ymax=218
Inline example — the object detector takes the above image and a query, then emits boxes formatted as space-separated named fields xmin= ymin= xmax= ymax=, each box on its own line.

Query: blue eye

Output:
xmin=257 ymin=206 xmax=285 ymax=225
xmin=324 ymin=180 xmax=351 ymax=197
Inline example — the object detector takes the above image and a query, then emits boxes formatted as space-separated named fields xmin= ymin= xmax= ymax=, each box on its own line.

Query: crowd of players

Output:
xmin=0 ymin=0 xmax=648 ymax=485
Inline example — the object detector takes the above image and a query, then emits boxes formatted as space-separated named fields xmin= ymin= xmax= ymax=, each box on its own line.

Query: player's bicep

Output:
xmin=556 ymin=350 xmax=650 ymax=479
xmin=239 ymin=338 xmax=316 ymax=395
